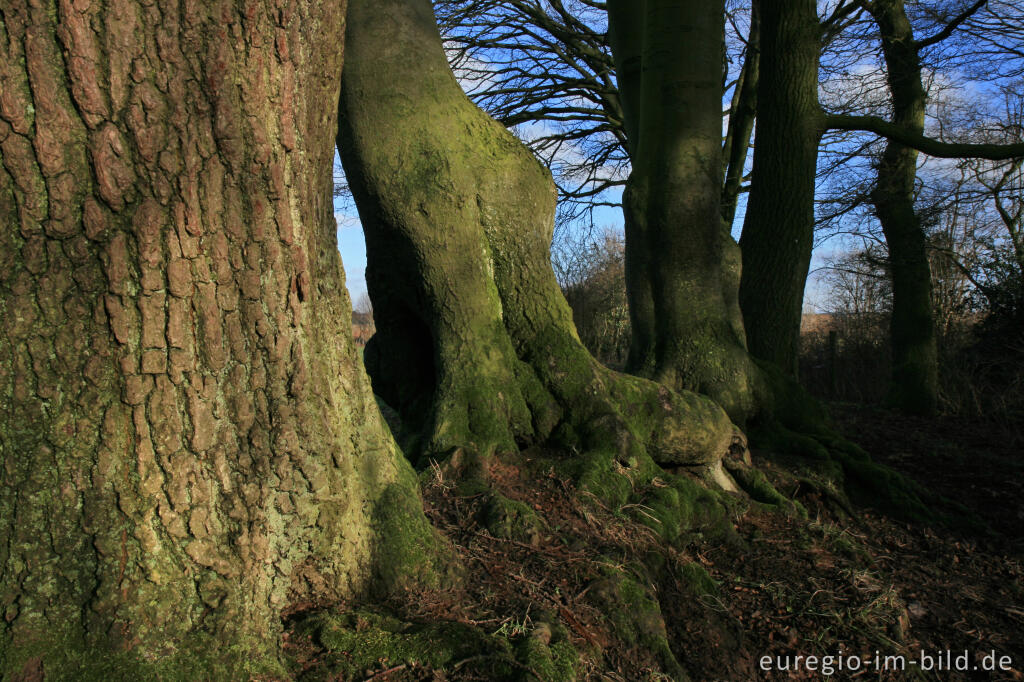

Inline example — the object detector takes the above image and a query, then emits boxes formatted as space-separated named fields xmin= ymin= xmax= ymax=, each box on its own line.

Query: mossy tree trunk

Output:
xmin=606 ymin=0 xmax=760 ymax=423
xmin=738 ymin=0 xmax=823 ymax=378
xmin=338 ymin=0 xmax=736 ymax=472
xmin=868 ymin=0 xmax=939 ymax=415
xmin=0 ymin=1 xmax=438 ymax=676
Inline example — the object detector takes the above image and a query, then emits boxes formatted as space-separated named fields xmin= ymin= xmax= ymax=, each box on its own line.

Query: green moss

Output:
xmin=839 ymin=456 xmax=931 ymax=522
xmin=751 ymin=421 xmax=830 ymax=461
xmin=483 ymin=494 xmax=545 ymax=546
xmin=296 ymin=609 xmax=578 ymax=681
xmin=298 ymin=609 xmax=512 ymax=678
xmin=559 ymin=447 xmax=646 ymax=509
xmin=631 ymin=476 xmax=733 ymax=544
xmin=744 ymin=361 xmax=944 ymax=523
xmin=750 ymin=419 xmax=938 ymax=524
xmin=551 ymin=439 xmax=737 ymax=550
xmin=453 ymin=476 xmax=492 ymax=498
xmin=1 ymin=623 xmax=284 ymax=681
xmin=726 ymin=463 xmax=806 ymax=516
xmin=676 ymin=562 xmax=719 ymax=599
xmin=589 ymin=568 xmax=688 ymax=681
xmin=371 ymin=480 xmax=460 ymax=593
xmin=513 ymin=623 xmax=579 ymax=681
xmin=608 ymin=373 xmax=734 ymax=468
xmin=429 ymin=330 xmax=534 ymax=459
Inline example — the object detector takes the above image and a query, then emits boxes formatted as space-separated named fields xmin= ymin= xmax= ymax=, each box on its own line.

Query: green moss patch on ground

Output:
xmin=289 ymin=608 xmax=575 ymax=681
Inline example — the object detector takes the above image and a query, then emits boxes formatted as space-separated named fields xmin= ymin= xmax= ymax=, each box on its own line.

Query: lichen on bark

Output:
xmin=0 ymin=0 xmax=445 ymax=676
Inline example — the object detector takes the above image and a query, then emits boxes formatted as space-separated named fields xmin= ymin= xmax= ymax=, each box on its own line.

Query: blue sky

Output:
xmin=336 ymin=217 xmax=367 ymax=304
xmin=333 ymin=2 xmax=1017 ymax=314
xmin=337 ymin=221 xmax=368 ymax=304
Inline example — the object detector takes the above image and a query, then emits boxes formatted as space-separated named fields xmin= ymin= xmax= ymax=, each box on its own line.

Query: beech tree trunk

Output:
xmin=338 ymin=0 xmax=736 ymax=476
xmin=0 ymin=1 xmax=439 ymax=676
xmin=738 ymin=0 xmax=822 ymax=377
xmin=869 ymin=0 xmax=939 ymax=415
xmin=607 ymin=0 xmax=760 ymax=423
xmin=607 ymin=2 xmax=657 ymax=380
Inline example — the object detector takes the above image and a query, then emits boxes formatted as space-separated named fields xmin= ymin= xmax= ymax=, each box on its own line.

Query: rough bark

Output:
xmin=338 ymin=0 xmax=736 ymax=475
xmin=868 ymin=0 xmax=939 ymax=415
xmin=0 ymin=1 xmax=439 ymax=676
xmin=739 ymin=0 xmax=822 ymax=377
xmin=607 ymin=0 xmax=760 ymax=423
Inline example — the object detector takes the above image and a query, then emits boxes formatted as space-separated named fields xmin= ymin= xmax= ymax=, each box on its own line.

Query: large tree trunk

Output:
xmin=608 ymin=0 xmax=759 ymax=423
xmin=738 ymin=0 xmax=822 ymax=377
xmin=0 ymin=1 xmax=439 ymax=676
xmin=869 ymin=0 xmax=939 ymax=415
xmin=338 ymin=0 xmax=736 ymax=477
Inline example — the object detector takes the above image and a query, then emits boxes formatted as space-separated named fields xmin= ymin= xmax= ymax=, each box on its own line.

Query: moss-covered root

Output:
xmin=514 ymin=622 xmax=580 ymax=682
xmin=745 ymin=359 xmax=935 ymax=521
xmin=370 ymin=472 xmax=463 ymax=594
xmin=481 ymin=493 xmax=546 ymax=546
xmin=590 ymin=569 xmax=690 ymax=681
xmin=724 ymin=459 xmax=807 ymax=517
xmin=749 ymin=418 xmax=935 ymax=522
xmin=295 ymin=609 xmax=578 ymax=681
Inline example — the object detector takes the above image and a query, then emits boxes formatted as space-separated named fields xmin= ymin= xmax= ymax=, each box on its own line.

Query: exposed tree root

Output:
xmin=338 ymin=0 xmax=739 ymax=487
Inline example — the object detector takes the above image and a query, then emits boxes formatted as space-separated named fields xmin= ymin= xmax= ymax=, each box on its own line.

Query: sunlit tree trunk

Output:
xmin=338 ymin=0 xmax=736 ymax=474
xmin=0 ymin=1 xmax=438 ymax=676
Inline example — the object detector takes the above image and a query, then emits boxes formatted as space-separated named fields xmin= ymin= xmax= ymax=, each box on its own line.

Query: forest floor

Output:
xmin=286 ymin=404 xmax=1024 ymax=681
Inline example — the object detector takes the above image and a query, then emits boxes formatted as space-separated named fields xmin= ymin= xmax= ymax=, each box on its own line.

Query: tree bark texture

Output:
xmin=338 ymin=0 xmax=735 ymax=473
xmin=0 ymin=1 xmax=438 ymax=676
xmin=869 ymin=0 xmax=940 ymax=415
xmin=608 ymin=0 xmax=759 ymax=423
xmin=739 ymin=0 xmax=822 ymax=377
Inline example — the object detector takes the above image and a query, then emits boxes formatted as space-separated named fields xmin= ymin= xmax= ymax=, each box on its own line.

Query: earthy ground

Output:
xmin=285 ymin=404 xmax=1024 ymax=681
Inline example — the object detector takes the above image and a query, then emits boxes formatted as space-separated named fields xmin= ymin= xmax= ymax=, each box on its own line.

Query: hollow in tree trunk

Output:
xmin=338 ymin=0 xmax=736 ymax=478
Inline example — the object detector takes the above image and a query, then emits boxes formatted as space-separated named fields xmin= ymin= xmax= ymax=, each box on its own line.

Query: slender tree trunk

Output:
xmin=338 ymin=0 xmax=736 ymax=476
xmin=738 ymin=0 xmax=822 ymax=377
xmin=606 ymin=1 xmax=658 ymax=379
xmin=869 ymin=0 xmax=939 ymax=415
xmin=608 ymin=0 xmax=759 ymax=423
xmin=722 ymin=2 xmax=760 ymax=228
xmin=0 ymin=1 xmax=439 ymax=676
